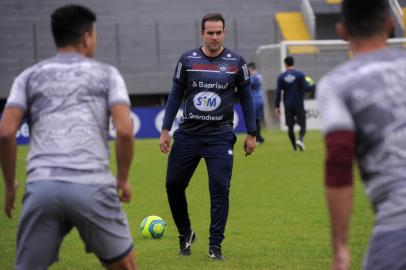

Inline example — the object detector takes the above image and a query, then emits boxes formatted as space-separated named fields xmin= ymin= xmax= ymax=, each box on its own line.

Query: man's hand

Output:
xmin=274 ymin=108 xmax=281 ymax=116
xmin=160 ymin=130 xmax=171 ymax=154
xmin=4 ymin=180 xmax=18 ymax=219
xmin=243 ymin=135 xmax=256 ymax=156
xmin=111 ymin=104 xmax=133 ymax=204
xmin=117 ymin=179 xmax=132 ymax=203
xmin=0 ymin=107 xmax=24 ymax=219
xmin=331 ymin=245 xmax=350 ymax=270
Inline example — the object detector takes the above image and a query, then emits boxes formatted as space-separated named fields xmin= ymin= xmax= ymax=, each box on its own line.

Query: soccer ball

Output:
xmin=140 ymin=215 xmax=167 ymax=239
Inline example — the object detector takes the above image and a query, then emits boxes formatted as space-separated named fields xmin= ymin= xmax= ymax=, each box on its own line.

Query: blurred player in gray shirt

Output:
xmin=0 ymin=4 xmax=137 ymax=269
xmin=317 ymin=0 xmax=406 ymax=269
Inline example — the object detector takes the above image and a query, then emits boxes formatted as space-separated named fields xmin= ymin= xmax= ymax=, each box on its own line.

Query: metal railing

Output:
xmin=301 ymin=0 xmax=316 ymax=39
xmin=389 ymin=0 xmax=404 ymax=31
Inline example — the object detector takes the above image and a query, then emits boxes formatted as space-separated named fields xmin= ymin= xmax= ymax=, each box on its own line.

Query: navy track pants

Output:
xmin=166 ymin=130 xmax=236 ymax=247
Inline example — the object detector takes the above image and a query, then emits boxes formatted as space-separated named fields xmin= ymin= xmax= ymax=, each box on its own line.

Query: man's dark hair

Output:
xmin=341 ymin=0 xmax=389 ymax=38
xmin=201 ymin=13 xmax=225 ymax=32
xmin=51 ymin=4 xmax=96 ymax=48
xmin=284 ymin=56 xmax=294 ymax=66
xmin=248 ymin=62 xmax=256 ymax=69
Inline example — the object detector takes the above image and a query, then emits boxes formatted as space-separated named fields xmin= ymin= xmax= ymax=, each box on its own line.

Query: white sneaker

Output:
xmin=296 ymin=140 xmax=305 ymax=151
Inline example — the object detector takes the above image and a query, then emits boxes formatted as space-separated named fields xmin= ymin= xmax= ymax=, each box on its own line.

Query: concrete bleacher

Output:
xmin=0 ymin=0 xmax=300 ymax=98
xmin=313 ymin=0 xmax=406 ymax=39
xmin=3 ymin=0 xmax=405 ymax=101
xmin=274 ymin=12 xmax=318 ymax=54
xmin=275 ymin=12 xmax=311 ymax=42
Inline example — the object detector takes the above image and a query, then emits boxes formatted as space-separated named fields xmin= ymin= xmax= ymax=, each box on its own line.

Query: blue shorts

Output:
xmin=15 ymin=181 xmax=133 ymax=269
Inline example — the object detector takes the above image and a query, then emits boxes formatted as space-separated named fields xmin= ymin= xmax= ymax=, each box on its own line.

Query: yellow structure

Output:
xmin=275 ymin=12 xmax=317 ymax=54
xmin=326 ymin=0 xmax=342 ymax=4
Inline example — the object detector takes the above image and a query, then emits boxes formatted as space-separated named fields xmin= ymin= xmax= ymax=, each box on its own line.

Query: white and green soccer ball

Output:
xmin=140 ymin=215 xmax=167 ymax=239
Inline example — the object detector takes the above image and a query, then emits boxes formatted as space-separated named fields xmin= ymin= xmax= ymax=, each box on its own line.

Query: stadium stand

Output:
xmin=1 ymin=0 xmax=404 ymax=109
xmin=0 ymin=0 xmax=300 ymax=103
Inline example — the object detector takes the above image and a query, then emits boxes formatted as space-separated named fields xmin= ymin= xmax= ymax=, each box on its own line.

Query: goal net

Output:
xmin=256 ymin=38 xmax=406 ymax=131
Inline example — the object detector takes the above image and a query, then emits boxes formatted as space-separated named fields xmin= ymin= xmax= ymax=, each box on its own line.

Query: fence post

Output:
xmin=155 ymin=21 xmax=161 ymax=69
xmin=233 ymin=19 xmax=238 ymax=51
xmin=115 ymin=22 xmax=121 ymax=67
xmin=196 ymin=20 xmax=200 ymax=47
xmin=32 ymin=22 xmax=38 ymax=63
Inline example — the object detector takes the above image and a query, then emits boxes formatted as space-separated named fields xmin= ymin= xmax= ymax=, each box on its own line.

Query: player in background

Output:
xmin=317 ymin=0 xmax=404 ymax=269
xmin=275 ymin=56 xmax=308 ymax=151
xmin=248 ymin=62 xmax=265 ymax=144
xmin=159 ymin=13 xmax=256 ymax=260
xmin=0 ymin=5 xmax=136 ymax=269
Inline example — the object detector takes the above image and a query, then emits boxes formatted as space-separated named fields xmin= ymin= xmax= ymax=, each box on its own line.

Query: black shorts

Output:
xmin=284 ymin=106 xmax=306 ymax=127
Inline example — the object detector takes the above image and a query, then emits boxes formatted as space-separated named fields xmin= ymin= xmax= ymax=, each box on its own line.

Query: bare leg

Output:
xmin=105 ymin=249 xmax=137 ymax=270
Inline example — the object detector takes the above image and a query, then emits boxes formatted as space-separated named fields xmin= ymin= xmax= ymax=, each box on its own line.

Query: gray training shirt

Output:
xmin=317 ymin=48 xmax=406 ymax=233
xmin=6 ymin=52 xmax=130 ymax=186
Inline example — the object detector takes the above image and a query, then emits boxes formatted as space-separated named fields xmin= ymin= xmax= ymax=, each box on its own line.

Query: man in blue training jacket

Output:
xmin=248 ymin=62 xmax=265 ymax=144
xmin=159 ymin=13 xmax=256 ymax=261
xmin=275 ymin=56 xmax=308 ymax=151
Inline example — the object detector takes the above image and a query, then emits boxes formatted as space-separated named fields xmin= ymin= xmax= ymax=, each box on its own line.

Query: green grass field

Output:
xmin=0 ymin=130 xmax=373 ymax=269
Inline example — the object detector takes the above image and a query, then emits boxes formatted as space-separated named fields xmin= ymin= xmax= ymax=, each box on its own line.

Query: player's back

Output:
xmin=7 ymin=52 xmax=127 ymax=186
xmin=277 ymin=69 xmax=306 ymax=107
xmin=318 ymin=47 xmax=406 ymax=232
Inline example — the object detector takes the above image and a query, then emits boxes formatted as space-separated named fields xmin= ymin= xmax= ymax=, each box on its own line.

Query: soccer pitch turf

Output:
xmin=0 ymin=130 xmax=373 ymax=269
